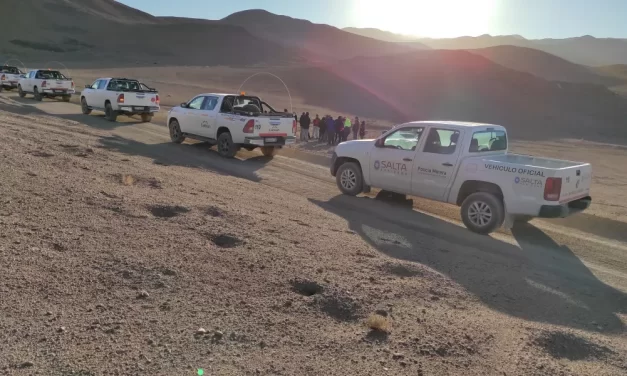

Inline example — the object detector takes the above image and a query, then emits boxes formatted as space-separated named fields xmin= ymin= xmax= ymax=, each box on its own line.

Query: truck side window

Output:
xmin=90 ymin=80 xmax=100 ymax=89
xmin=382 ymin=127 xmax=424 ymax=151
xmin=220 ymin=96 xmax=234 ymax=113
xmin=97 ymin=80 xmax=107 ymax=90
xmin=469 ymin=130 xmax=507 ymax=152
xmin=202 ymin=96 xmax=219 ymax=111
xmin=188 ymin=96 xmax=205 ymax=110
xmin=423 ymin=128 xmax=460 ymax=155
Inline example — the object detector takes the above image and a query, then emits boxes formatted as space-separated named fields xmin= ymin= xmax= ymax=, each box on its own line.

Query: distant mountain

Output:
xmin=282 ymin=49 xmax=627 ymax=142
xmin=467 ymin=46 xmax=617 ymax=85
xmin=342 ymin=27 xmax=423 ymax=43
xmin=221 ymin=10 xmax=428 ymax=61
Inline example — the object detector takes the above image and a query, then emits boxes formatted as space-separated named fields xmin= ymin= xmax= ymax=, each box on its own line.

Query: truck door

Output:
xmin=197 ymin=95 xmax=219 ymax=138
xmin=179 ymin=95 xmax=206 ymax=134
xmin=411 ymin=127 xmax=464 ymax=201
xmin=369 ymin=126 xmax=424 ymax=193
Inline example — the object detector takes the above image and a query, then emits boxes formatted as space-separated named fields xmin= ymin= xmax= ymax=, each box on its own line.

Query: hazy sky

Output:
xmin=118 ymin=0 xmax=626 ymax=39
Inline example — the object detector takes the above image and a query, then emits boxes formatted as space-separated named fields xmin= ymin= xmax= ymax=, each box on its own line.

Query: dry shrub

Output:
xmin=366 ymin=314 xmax=390 ymax=332
xmin=122 ymin=174 xmax=135 ymax=186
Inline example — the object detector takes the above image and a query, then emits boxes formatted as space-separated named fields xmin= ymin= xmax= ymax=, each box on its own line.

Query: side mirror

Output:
xmin=375 ymin=139 xmax=384 ymax=148
xmin=85 ymin=84 xmax=91 ymax=89
xmin=180 ymin=103 xmax=188 ymax=108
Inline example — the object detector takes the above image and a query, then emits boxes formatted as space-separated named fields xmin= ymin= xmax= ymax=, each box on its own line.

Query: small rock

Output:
xmin=400 ymin=361 xmax=408 ymax=367
xmin=196 ymin=328 xmax=207 ymax=336
xmin=45 ymin=311 xmax=53 ymax=316
xmin=19 ymin=361 xmax=34 ymax=368
xmin=259 ymin=341 xmax=266 ymax=348
xmin=375 ymin=309 xmax=388 ymax=317
xmin=316 ymin=268 xmax=323 ymax=273
xmin=392 ymin=353 xmax=404 ymax=360
xmin=213 ymin=330 xmax=224 ymax=340
xmin=283 ymin=300 xmax=293 ymax=308
xmin=57 ymin=326 xmax=66 ymax=333
xmin=137 ymin=290 xmax=150 ymax=299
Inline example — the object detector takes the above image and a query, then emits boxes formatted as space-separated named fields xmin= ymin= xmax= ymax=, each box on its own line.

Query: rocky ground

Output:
xmin=1 ymin=96 xmax=626 ymax=375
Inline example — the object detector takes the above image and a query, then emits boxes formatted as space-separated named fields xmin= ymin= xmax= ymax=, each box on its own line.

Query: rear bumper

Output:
xmin=1 ymin=81 xmax=18 ymax=88
xmin=42 ymin=89 xmax=75 ymax=95
xmin=539 ymin=196 xmax=592 ymax=218
xmin=119 ymin=106 xmax=160 ymax=113
xmin=244 ymin=136 xmax=296 ymax=147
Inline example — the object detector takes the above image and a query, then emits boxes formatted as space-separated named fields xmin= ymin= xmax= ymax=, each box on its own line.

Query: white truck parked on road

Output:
xmin=18 ymin=69 xmax=75 ymax=101
xmin=331 ymin=121 xmax=592 ymax=234
xmin=1 ymin=65 xmax=25 ymax=92
xmin=81 ymin=78 xmax=160 ymax=122
xmin=167 ymin=93 xmax=296 ymax=158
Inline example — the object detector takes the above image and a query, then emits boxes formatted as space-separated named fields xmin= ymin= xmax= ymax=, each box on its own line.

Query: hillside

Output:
xmin=282 ymin=50 xmax=627 ymax=142
xmin=467 ymin=46 xmax=617 ymax=85
xmin=222 ymin=10 xmax=427 ymax=61
xmin=342 ymin=27 xmax=421 ymax=43
xmin=0 ymin=0 xmax=306 ymax=67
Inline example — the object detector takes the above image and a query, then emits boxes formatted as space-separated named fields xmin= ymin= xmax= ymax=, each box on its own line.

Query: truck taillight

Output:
xmin=117 ymin=93 xmax=125 ymax=103
xmin=544 ymin=177 xmax=562 ymax=201
xmin=155 ymin=94 xmax=160 ymax=105
xmin=292 ymin=120 xmax=297 ymax=135
xmin=41 ymin=80 xmax=47 ymax=88
xmin=243 ymin=119 xmax=255 ymax=133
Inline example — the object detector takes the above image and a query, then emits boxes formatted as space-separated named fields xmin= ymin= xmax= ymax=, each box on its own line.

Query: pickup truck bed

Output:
xmin=484 ymin=154 xmax=587 ymax=169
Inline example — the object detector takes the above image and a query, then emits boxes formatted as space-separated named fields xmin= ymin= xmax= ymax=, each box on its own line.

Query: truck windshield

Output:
xmin=108 ymin=79 xmax=142 ymax=92
xmin=469 ymin=130 xmax=507 ymax=152
xmin=1 ymin=66 xmax=21 ymax=74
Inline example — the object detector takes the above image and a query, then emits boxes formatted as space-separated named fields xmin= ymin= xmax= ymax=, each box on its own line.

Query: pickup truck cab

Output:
xmin=81 ymin=78 xmax=160 ymax=122
xmin=18 ymin=69 xmax=75 ymax=101
xmin=331 ymin=121 xmax=592 ymax=234
xmin=167 ymin=93 xmax=296 ymax=158
xmin=0 ymin=66 xmax=25 ymax=92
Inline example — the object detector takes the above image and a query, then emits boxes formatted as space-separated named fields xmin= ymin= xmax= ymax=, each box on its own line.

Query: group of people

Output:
xmin=296 ymin=112 xmax=366 ymax=145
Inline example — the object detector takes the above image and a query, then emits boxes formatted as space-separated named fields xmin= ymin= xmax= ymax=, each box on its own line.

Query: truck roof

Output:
xmin=408 ymin=121 xmax=505 ymax=128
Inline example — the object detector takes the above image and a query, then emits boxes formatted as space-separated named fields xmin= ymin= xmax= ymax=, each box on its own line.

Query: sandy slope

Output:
xmin=0 ymin=93 xmax=626 ymax=375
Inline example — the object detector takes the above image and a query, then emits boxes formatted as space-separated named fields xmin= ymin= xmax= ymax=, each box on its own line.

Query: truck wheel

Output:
xmin=168 ymin=119 xmax=186 ymax=144
xmin=81 ymin=98 xmax=92 ymax=114
xmin=62 ymin=95 xmax=71 ymax=102
xmin=18 ymin=85 xmax=25 ymax=98
xmin=105 ymin=102 xmax=118 ymax=122
xmin=461 ymin=192 xmax=504 ymax=235
xmin=260 ymin=146 xmax=277 ymax=157
xmin=140 ymin=113 xmax=153 ymax=123
xmin=33 ymin=87 xmax=42 ymax=101
xmin=0 ymin=85 xmax=3 ymax=93
xmin=336 ymin=162 xmax=363 ymax=196
xmin=217 ymin=132 xmax=239 ymax=158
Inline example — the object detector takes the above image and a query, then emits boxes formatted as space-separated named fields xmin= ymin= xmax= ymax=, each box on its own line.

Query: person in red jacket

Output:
xmin=312 ymin=114 xmax=321 ymax=140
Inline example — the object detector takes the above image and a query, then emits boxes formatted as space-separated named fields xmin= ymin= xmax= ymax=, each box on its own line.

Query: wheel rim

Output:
xmin=468 ymin=201 xmax=493 ymax=227
xmin=170 ymin=123 xmax=180 ymax=139
xmin=220 ymin=138 xmax=229 ymax=154
xmin=340 ymin=168 xmax=357 ymax=190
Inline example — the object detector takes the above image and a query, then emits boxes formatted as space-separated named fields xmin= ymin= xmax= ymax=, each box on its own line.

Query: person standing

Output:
xmin=301 ymin=112 xmax=311 ymax=142
xmin=326 ymin=115 xmax=335 ymax=145
xmin=335 ymin=116 xmax=344 ymax=145
xmin=352 ymin=117 xmax=360 ymax=140
xmin=319 ymin=115 xmax=327 ymax=142
xmin=359 ymin=120 xmax=366 ymax=139
xmin=312 ymin=114 xmax=321 ymax=140
xmin=343 ymin=116 xmax=352 ymax=142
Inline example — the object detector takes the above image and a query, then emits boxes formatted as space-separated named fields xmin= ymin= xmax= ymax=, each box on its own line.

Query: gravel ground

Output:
xmin=1 ymin=96 xmax=626 ymax=375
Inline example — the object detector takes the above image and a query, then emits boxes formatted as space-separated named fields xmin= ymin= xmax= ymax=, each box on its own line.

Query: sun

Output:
xmin=350 ymin=0 xmax=498 ymax=38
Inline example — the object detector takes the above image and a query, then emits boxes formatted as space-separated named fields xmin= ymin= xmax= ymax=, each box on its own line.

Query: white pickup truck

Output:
xmin=331 ymin=121 xmax=592 ymax=234
xmin=81 ymin=77 xmax=160 ymax=122
xmin=167 ymin=93 xmax=296 ymax=158
xmin=0 ymin=65 xmax=25 ymax=92
xmin=18 ymin=69 xmax=75 ymax=101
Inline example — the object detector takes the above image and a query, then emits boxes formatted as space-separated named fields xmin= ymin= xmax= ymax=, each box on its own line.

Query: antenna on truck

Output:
xmin=237 ymin=72 xmax=293 ymax=114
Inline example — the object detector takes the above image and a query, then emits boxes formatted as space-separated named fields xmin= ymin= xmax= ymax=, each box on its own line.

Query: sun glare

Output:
xmin=351 ymin=0 xmax=498 ymax=38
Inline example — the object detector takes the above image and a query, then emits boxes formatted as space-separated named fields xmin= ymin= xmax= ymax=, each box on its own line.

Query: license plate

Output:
xmin=265 ymin=137 xmax=277 ymax=143
xmin=54 ymin=90 xmax=63 ymax=93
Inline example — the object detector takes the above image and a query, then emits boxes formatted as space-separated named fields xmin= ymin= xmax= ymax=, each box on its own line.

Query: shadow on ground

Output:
xmin=310 ymin=194 xmax=627 ymax=334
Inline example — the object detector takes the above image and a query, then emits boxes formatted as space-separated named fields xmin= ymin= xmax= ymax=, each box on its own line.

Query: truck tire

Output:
xmin=81 ymin=97 xmax=92 ymax=114
xmin=33 ymin=87 xmax=42 ymax=101
xmin=0 ymin=85 xmax=3 ymax=93
xmin=105 ymin=102 xmax=118 ymax=122
xmin=336 ymin=162 xmax=363 ymax=196
xmin=460 ymin=192 xmax=504 ymax=235
xmin=260 ymin=146 xmax=277 ymax=157
xmin=18 ymin=85 xmax=25 ymax=98
xmin=217 ymin=132 xmax=239 ymax=158
xmin=62 ymin=95 xmax=71 ymax=102
xmin=140 ymin=113 xmax=153 ymax=123
xmin=168 ymin=119 xmax=185 ymax=144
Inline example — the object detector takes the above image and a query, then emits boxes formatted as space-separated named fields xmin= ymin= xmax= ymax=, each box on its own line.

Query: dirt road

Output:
xmin=1 ymin=92 xmax=626 ymax=375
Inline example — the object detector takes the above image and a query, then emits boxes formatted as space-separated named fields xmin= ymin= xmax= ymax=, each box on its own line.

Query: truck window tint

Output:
xmin=383 ymin=127 xmax=424 ymax=151
xmin=108 ymin=80 xmax=140 ymax=91
xmin=202 ymin=96 xmax=218 ymax=111
xmin=423 ymin=128 xmax=460 ymax=155
xmin=1 ymin=66 xmax=19 ymax=74
xmin=38 ymin=71 xmax=65 ymax=80
xmin=469 ymin=130 xmax=507 ymax=152
xmin=188 ymin=96 xmax=205 ymax=110
xmin=97 ymin=80 xmax=107 ymax=90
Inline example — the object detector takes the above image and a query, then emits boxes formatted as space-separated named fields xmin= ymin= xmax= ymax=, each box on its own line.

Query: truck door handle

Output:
xmin=403 ymin=158 xmax=413 ymax=162
xmin=442 ymin=162 xmax=453 ymax=167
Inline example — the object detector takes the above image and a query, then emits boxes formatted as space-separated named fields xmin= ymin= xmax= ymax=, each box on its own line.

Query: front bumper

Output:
xmin=119 ymin=106 xmax=160 ymax=113
xmin=42 ymin=89 xmax=75 ymax=95
xmin=244 ymin=136 xmax=296 ymax=147
xmin=539 ymin=196 xmax=592 ymax=218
